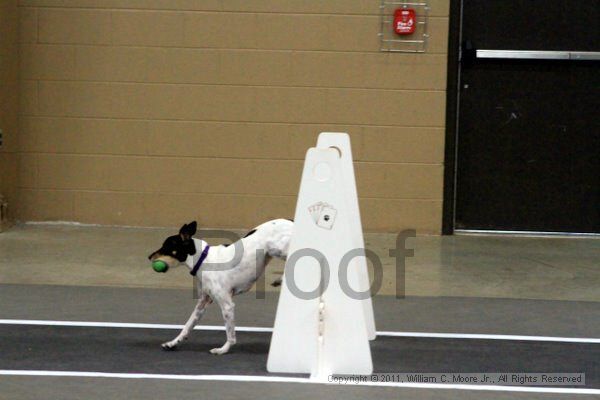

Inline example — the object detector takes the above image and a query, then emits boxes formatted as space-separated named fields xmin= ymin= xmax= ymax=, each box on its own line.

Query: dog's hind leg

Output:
xmin=162 ymin=295 xmax=211 ymax=350
xmin=210 ymin=294 xmax=236 ymax=355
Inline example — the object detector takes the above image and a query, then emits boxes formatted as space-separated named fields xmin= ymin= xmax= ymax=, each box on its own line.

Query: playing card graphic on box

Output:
xmin=309 ymin=202 xmax=337 ymax=230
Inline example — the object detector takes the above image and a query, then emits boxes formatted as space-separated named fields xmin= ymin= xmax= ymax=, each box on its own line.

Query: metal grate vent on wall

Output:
xmin=379 ymin=1 xmax=430 ymax=52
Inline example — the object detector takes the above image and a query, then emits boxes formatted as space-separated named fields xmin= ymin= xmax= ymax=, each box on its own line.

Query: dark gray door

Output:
xmin=454 ymin=0 xmax=600 ymax=233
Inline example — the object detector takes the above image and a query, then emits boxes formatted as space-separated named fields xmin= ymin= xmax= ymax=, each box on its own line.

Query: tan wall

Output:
xmin=16 ymin=0 xmax=449 ymax=233
xmin=0 ymin=0 xmax=20 ymax=219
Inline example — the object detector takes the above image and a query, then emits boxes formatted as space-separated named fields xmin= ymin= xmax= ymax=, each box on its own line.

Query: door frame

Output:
xmin=442 ymin=0 xmax=463 ymax=235
xmin=441 ymin=1 xmax=599 ymax=236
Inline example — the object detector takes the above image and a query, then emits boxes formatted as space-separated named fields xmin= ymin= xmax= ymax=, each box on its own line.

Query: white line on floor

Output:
xmin=1 ymin=319 xmax=599 ymax=343
xmin=0 ymin=370 xmax=598 ymax=394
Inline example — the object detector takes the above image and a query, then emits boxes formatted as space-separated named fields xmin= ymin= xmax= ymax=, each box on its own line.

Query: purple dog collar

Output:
xmin=190 ymin=245 xmax=210 ymax=276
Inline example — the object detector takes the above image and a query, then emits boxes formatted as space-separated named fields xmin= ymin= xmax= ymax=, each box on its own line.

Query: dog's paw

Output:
xmin=209 ymin=345 xmax=230 ymax=355
xmin=161 ymin=341 xmax=178 ymax=351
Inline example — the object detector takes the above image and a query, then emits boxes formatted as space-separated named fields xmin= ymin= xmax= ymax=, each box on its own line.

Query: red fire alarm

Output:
xmin=394 ymin=8 xmax=416 ymax=35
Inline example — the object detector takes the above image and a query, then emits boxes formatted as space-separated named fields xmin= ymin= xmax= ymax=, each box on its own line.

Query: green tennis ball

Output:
xmin=152 ymin=260 xmax=168 ymax=273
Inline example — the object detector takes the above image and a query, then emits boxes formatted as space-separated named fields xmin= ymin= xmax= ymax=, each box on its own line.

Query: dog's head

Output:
xmin=148 ymin=221 xmax=198 ymax=272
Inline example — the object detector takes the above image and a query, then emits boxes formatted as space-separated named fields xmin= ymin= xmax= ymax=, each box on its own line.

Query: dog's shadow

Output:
xmin=130 ymin=339 xmax=270 ymax=356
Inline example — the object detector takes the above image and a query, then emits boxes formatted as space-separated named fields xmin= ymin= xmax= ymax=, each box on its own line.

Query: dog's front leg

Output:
xmin=210 ymin=296 xmax=236 ymax=355
xmin=162 ymin=295 xmax=210 ymax=350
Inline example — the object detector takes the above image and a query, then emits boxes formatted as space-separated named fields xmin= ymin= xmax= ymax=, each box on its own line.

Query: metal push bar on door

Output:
xmin=476 ymin=50 xmax=600 ymax=61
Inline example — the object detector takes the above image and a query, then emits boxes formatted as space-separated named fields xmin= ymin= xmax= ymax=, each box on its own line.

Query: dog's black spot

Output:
xmin=149 ymin=224 xmax=197 ymax=263
xmin=154 ymin=235 xmax=196 ymax=262
xmin=243 ymin=229 xmax=257 ymax=238
xmin=287 ymin=218 xmax=294 ymax=222
xmin=271 ymin=279 xmax=282 ymax=287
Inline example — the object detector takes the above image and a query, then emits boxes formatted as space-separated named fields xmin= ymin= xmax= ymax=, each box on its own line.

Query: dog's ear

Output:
xmin=179 ymin=221 xmax=197 ymax=239
xmin=187 ymin=221 xmax=197 ymax=236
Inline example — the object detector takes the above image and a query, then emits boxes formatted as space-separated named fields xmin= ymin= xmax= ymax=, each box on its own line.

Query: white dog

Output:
xmin=148 ymin=219 xmax=293 ymax=355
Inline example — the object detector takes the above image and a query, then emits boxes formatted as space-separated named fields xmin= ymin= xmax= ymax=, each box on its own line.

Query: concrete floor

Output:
xmin=0 ymin=223 xmax=598 ymax=301
xmin=1 ymin=223 xmax=599 ymax=400
xmin=6 ymin=376 xmax=598 ymax=400
xmin=3 ymin=284 xmax=599 ymax=337
xmin=1 ymin=283 xmax=599 ymax=400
